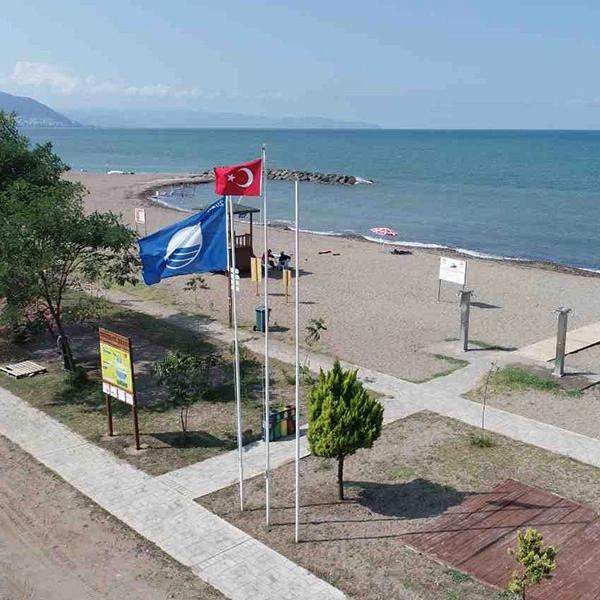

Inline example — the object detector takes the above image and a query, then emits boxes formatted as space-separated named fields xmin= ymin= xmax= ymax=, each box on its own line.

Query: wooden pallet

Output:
xmin=0 ymin=361 xmax=47 ymax=379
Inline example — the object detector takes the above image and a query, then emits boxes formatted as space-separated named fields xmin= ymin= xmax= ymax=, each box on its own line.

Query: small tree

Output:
xmin=153 ymin=351 xmax=217 ymax=443
xmin=507 ymin=528 xmax=557 ymax=599
xmin=184 ymin=275 xmax=209 ymax=302
xmin=305 ymin=317 xmax=327 ymax=347
xmin=308 ymin=360 xmax=383 ymax=500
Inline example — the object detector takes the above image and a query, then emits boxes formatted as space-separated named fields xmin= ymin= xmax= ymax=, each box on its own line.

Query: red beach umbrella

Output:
xmin=370 ymin=226 xmax=397 ymax=237
xmin=370 ymin=226 xmax=398 ymax=251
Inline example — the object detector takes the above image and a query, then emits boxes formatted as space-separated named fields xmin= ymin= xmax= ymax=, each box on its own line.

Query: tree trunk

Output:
xmin=180 ymin=406 xmax=188 ymax=445
xmin=51 ymin=310 xmax=75 ymax=371
xmin=337 ymin=455 xmax=345 ymax=500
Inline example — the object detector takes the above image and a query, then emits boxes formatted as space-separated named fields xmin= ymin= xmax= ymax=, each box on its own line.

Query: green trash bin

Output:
xmin=254 ymin=305 xmax=272 ymax=333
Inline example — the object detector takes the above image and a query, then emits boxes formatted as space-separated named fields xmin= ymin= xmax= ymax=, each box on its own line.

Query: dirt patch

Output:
xmin=0 ymin=433 xmax=223 ymax=600
xmin=199 ymin=412 xmax=600 ymax=600
xmin=466 ymin=363 xmax=600 ymax=439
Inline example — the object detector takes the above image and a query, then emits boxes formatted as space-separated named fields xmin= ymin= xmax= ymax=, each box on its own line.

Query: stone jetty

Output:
xmin=194 ymin=168 xmax=371 ymax=186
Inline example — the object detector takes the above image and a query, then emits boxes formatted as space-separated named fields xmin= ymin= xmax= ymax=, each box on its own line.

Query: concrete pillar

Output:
xmin=458 ymin=290 xmax=473 ymax=352
xmin=553 ymin=307 xmax=571 ymax=377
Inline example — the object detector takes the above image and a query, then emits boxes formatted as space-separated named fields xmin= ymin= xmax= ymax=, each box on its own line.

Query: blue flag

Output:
xmin=138 ymin=197 xmax=227 ymax=285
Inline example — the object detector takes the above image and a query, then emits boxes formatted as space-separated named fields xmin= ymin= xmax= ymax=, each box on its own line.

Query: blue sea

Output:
xmin=24 ymin=128 xmax=600 ymax=271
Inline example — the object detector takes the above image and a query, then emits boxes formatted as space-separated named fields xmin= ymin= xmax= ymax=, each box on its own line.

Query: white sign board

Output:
xmin=439 ymin=257 xmax=467 ymax=286
xmin=134 ymin=207 xmax=146 ymax=224
xmin=102 ymin=381 xmax=134 ymax=405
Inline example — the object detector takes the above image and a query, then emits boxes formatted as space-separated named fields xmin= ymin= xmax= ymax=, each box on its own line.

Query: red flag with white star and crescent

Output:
xmin=214 ymin=158 xmax=263 ymax=197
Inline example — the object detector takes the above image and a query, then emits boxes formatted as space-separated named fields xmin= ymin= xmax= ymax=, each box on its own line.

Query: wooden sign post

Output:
xmin=250 ymin=256 xmax=262 ymax=296
xmin=99 ymin=328 xmax=140 ymax=450
xmin=283 ymin=268 xmax=292 ymax=303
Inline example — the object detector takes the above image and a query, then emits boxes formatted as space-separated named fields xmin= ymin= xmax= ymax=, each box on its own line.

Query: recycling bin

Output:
xmin=254 ymin=305 xmax=272 ymax=333
xmin=262 ymin=409 xmax=278 ymax=441
xmin=280 ymin=408 xmax=288 ymax=437
xmin=286 ymin=405 xmax=296 ymax=436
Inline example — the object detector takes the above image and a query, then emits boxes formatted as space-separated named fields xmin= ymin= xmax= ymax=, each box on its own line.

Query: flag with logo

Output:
xmin=214 ymin=158 xmax=263 ymax=196
xmin=138 ymin=197 xmax=227 ymax=285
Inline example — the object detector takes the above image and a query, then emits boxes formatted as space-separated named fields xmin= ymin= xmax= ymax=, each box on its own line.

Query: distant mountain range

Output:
xmin=0 ymin=90 xmax=378 ymax=129
xmin=65 ymin=107 xmax=378 ymax=129
xmin=0 ymin=91 xmax=79 ymax=127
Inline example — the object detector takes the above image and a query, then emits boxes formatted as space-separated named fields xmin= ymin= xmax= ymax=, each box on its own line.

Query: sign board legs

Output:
xmin=105 ymin=394 xmax=113 ymax=436
xmin=132 ymin=401 xmax=141 ymax=450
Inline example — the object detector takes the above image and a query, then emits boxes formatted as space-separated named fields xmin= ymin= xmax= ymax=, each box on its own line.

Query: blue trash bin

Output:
xmin=255 ymin=305 xmax=272 ymax=332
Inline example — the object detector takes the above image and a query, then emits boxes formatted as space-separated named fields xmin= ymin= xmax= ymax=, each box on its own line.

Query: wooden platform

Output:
xmin=0 ymin=360 xmax=47 ymax=379
xmin=406 ymin=479 xmax=600 ymax=599
xmin=516 ymin=322 xmax=600 ymax=362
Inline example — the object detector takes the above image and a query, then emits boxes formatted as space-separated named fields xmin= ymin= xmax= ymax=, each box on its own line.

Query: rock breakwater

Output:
xmin=194 ymin=168 xmax=372 ymax=185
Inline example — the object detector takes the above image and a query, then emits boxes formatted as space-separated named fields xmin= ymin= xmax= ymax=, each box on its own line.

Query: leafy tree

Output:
xmin=507 ymin=528 xmax=557 ymax=599
xmin=307 ymin=360 xmax=383 ymax=500
xmin=153 ymin=351 xmax=217 ymax=442
xmin=0 ymin=112 xmax=69 ymax=189
xmin=0 ymin=112 xmax=139 ymax=369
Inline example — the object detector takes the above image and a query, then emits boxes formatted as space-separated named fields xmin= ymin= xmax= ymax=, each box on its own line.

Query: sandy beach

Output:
xmin=68 ymin=171 xmax=600 ymax=382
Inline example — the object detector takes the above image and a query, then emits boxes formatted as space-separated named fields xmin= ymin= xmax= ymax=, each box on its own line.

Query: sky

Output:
xmin=2 ymin=0 xmax=600 ymax=128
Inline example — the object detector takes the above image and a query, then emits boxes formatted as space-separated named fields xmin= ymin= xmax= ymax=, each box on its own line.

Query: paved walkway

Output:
xmin=108 ymin=289 xmax=600 ymax=480
xmin=0 ymin=386 xmax=344 ymax=600
xmin=516 ymin=321 xmax=600 ymax=361
xmin=5 ymin=288 xmax=600 ymax=600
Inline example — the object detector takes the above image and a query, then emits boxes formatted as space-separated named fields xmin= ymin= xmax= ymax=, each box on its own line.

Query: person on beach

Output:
xmin=262 ymin=249 xmax=276 ymax=269
xmin=278 ymin=250 xmax=291 ymax=270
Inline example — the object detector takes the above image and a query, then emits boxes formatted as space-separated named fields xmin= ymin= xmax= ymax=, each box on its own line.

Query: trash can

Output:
xmin=262 ymin=411 xmax=278 ymax=442
xmin=280 ymin=407 xmax=288 ymax=437
xmin=254 ymin=305 xmax=272 ymax=333
xmin=286 ymin=405 xmax=296 ymax=436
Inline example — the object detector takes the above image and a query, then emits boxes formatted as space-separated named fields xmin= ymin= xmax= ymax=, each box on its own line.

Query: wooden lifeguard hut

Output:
xmin=228 ymin=203 xmax=261 ymax=273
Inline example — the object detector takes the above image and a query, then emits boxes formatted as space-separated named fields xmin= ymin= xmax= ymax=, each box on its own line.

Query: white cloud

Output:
xmin=11 ymin=61 xmax=79 ymax=94
xmin=9 ymin=61 xmax=207 ymax=99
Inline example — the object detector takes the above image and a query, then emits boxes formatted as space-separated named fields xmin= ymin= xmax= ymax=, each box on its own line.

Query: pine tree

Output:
xmin=308 ymin=360 xmax=383 ymax=500
xmin=507 ymin=528 xmax=557 ymax=599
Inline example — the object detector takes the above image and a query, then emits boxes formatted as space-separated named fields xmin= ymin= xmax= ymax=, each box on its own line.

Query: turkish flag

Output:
xmin=214 ymin=158 xmax=263 ymax=197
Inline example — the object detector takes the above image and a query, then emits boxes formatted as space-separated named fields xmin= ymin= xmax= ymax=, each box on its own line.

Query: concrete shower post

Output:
xmin=553 ymin=307 xmax=571 ymax=377
xmin=458 ymin=290 xmax=473 ymax=352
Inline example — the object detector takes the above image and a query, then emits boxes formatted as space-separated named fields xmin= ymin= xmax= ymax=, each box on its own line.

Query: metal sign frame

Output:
xmin=437 ymin=257 xmax=468 ymax=301
xmin=134 ymin=207 xmax=147 ymax=236
xmin=99 ymin=328 xmax=140 ymax=449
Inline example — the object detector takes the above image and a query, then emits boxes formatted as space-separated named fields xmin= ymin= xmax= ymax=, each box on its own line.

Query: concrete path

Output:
xmin=0 ymin=386 xmax=345 ymax=600
xmin=5 ymin=288 xmax=600 ymax=599
xmin=106 ymin=290 xmax=600 ymax=471
xmin=516 ymin=321 xmax=600 ymax=361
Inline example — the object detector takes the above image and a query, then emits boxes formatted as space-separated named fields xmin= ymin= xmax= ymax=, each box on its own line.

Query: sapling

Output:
xmin=507 ymin=528 xmax=557 ymax=599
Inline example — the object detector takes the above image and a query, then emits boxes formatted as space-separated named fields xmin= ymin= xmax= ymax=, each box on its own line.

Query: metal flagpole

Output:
xmin=294 ymin=179 xmax=300 ymax=543
xmin=262 ymin=144 xmax=271 ymax=528
xmin=228 ymin=195 xmax=245 ymax=511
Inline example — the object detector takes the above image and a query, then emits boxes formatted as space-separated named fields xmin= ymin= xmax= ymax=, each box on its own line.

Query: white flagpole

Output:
xmin=294 ymin=179 xmax=300 ymax=543
xmin=227 ymin=195 xmax=245 ymax=512
xmin=262 ymin=144 xmax=271 ymax=528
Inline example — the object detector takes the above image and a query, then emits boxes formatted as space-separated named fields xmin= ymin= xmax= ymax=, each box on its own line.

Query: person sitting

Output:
xmin=262 ymin=249 xmax=276 ymax=269
xmin=278 ymin=250 xmax=291 ymax=270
